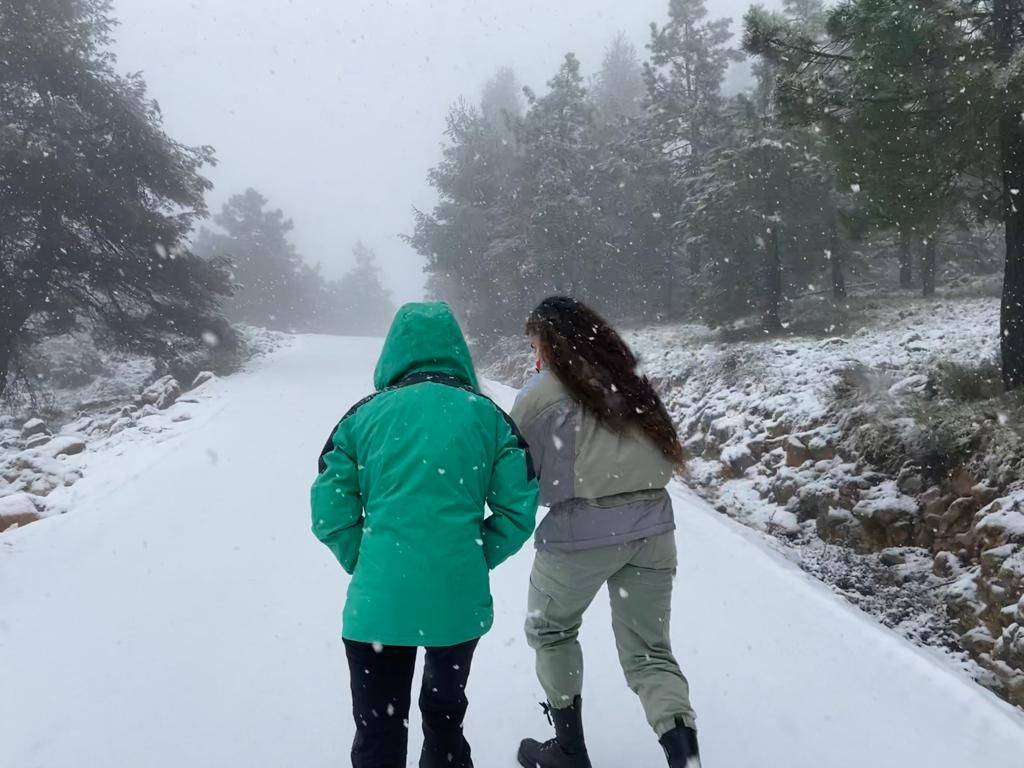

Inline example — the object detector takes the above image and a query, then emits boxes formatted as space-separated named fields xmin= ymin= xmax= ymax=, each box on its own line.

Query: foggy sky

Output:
xmin=113 ymin=0 xmax=764 ymax=304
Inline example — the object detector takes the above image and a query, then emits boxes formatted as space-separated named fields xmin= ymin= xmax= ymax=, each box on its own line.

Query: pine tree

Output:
xmin=594 ymin=34 xmax=646 ymax=122
xmin=406 ymin=100 xmax=525 ymax=336
xmin=481 ymin=67 xmax=523 ymax=137
xmin=194 ymin=189 xmax=313 ymax=330
xmin=684 ymin=95 xmax=832 ymax=329
xmin=329 ymin=242 xmax=395 ymax=336
xmin=745 ymin=0 xmax=1024 ymax=385
xmin=520 ymin=54 xmax=608 ymax=301
xmin=644 ymin=0 xmax=742 ymax=305
xmin=644 ymin=0 xmax=741 ymax=161
xmin=0 ymin=0 xmax=231 ymax=396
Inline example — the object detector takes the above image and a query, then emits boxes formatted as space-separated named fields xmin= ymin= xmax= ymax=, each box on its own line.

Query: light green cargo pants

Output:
xmin=525 ymin=532 xmax=697 ymax=737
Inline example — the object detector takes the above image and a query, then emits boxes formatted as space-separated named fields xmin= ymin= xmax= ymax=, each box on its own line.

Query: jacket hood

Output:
xmin=373 ymin=302 xmax=479 ymax=391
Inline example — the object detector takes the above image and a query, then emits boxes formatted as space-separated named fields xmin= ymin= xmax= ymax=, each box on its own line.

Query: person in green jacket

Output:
xmin=511 ymin=297 xmax=701 ymax=768
xmin=312 ymin=302 xmax=539 ymax=768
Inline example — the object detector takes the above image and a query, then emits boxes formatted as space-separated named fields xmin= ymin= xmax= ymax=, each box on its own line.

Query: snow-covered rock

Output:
xmin=974 ymin=491 xmax=1024 ymax=551
xmin=0 ymin=492 xmax=40 ymax=530
xmin=40 ymin=435 xmax=87 ymax=459
xmin=191 ymin=371 xmax=217 ymax=389
xmin=141 ymin=376 xmax=182 ymax=410
xmin=24 ymin=433 xmax=51 ymax=449
xmin=20 ymin=418 xmax=49 ymax=439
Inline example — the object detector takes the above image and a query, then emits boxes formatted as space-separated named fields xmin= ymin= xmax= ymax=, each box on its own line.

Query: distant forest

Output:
xmin=0 ymin=0 xmax=393 ymax=398
xmin=407 ymin=0 xmax=1024 ymax=389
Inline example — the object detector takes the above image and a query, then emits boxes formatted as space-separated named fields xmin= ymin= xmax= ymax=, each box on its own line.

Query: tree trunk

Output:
xmin=0 ymin=299 xmax=28 ymax=400
xmin=764 ymin=227 xmax=783 ymax=331
xmin=922 ymin=236 xmax=938 ymax=298
xmin=899 ymin=230 xmax=913 ymax=289
xmin=996 ymin=0 xmax=1024 ymax=389
xmin=661 ymin=249 xmax=675 ymax=318
xmin=689 ymin=247 xmax=701 ymax=276
xmin=830 ymin=228 xmax=847 ymax=299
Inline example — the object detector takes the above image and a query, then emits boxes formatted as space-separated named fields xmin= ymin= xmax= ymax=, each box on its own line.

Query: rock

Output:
xmin=889 ymin=374 xmax=930 ymax=397
xmin=960 ymin=626 xmax=997 ymax=656
xmin=946 ymin=570 xmax=983 ymax=633
xmin=972 ymin=483 xmax=1001 ymax=508
xmin=772 ymin=475 xmax=800 ymax=506
xmin=0 ymin=492 xmax=41 ymax=531
xmin=792 ymin=483 xmax=842 ymax=523
xmin=709 ymin=414 xmax=745 ymax=444
xmin=765 ymin=420 xmax=789 ymax=439
xmin=20 ymin=418 xmax=49 ymax=439
xmin=41 ymin=436 xmax=87 ymax=458
xmin=981 ymin=544 xmax=1018 ymax=577
xmin=879 ymin=548 xmax=906 ymax=566
xmin=191 ymin=371 xmax=217 ymax=389
xmin=27 ymin=476 xmax=57 ymax=497
xmin=684 ymin=432 xmax=707 ymax=457
xmin=806 ymin=435 xmax=835 ymax=462
xmin=25 ymin=433 xmax=51 ymax=449
xmin=817 ymin=507 xmax=873 ymax=553
xmin=853 ymin=485 xmax=920 ymax=550
xmin=934 ymin=551 xmax=961 ymax=578
xmin=0 ymin=428 xmax=19 ymax=449
xmin=975 ymin=492 xmax=1024 ymax=550
xmin=172 ymin=412 xmax=192 ymax=423
xmin=785 ymin=436 xmax=811 ymax=468
xmin=991 ymin=624 xmax=1024 ymax=707
xmin=721 ymin=444 xmax=757 ymax=475
xmin=141 ymin=375 xmax=182 ymax=410
xmin=948 ymin=467 xmax=977 ymax=499
xmin=897 ymin=465 xmax=925 ymax=495
xmin=939 ymin=497 xmax=977 ymax=536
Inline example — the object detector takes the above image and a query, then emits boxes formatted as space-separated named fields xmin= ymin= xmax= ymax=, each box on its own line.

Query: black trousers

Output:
xmin=344 ymin=638 xmax=479 ymax=768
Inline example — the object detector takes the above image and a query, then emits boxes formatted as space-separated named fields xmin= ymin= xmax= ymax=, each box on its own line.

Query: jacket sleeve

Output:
xmin=311 ymin=416 xmax=363 ymax=574
xmin=482 ymin=410 xmax=539 ymax=569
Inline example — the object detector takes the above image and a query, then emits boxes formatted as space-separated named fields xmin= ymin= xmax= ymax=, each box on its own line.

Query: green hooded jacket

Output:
xmin=311 ymin=302 xmax=539 ymax=647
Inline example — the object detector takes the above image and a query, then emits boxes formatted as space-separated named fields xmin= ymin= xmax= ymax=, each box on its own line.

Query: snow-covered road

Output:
xmin=2 ymin=335 xmax=1023 ymax=767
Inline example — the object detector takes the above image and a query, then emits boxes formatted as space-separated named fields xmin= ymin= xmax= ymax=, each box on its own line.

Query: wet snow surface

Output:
xmin=3 ymin=333 xmax=1024 ymax=767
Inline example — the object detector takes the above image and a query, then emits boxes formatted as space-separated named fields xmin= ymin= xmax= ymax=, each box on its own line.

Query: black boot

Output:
xmin=660 ymin=720 xmax=701 ymax=768
xmin=517 ymin=698 xmax=593 ymax=768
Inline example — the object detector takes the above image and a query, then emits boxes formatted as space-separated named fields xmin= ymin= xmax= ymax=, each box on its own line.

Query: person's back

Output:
xmin=312 ymin=302 xmax=539 ymax=768
xmin=512 ymin=368 xmax=674 ymax=550
xmin=510 ymin=296 xmax=701 ymax=768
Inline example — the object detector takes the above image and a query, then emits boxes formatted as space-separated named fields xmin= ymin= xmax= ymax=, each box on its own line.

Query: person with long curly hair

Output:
xmin=511 ymin=296 xmax=701 ymax=768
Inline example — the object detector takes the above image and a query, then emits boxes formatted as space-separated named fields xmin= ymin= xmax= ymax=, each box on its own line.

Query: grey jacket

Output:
xmin=510 ymin=370 xmax=675 ymax=551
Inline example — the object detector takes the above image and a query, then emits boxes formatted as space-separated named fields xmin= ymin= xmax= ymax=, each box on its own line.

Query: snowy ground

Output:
xmin=3 ymin=334 xmax=1024 ymax=767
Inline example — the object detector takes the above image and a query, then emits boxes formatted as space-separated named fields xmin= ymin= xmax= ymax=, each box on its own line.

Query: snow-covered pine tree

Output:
xmin=407 ymin=98 xmax=526 ymax=337
xmin=644 ymin=0 xmax=742 ymax=305
xmin=520 ymin=54 xmax=609 ymax=304
xmin=593 ymin=34 xmax=647 ymax=123
xmin=328 ymin=242 xmax=395 ymax=337
xmin=0 ymin=0 xmax=231 ymax=396
xmin=746 ymin=0 xmax=1024 ymax=382
xmin=683 ymin=94 xmax=831 ymax=330
xmin=194 ymin=189 xmax=317 ymax=331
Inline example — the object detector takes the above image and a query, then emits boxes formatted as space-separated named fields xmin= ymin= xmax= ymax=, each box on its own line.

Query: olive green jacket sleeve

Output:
xmin=311 ymin=416 xmax=364 ymax=574
xmin=482 ymin=411 xmax=539 ymax=569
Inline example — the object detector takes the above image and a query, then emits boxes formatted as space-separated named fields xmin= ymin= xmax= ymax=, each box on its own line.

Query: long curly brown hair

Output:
xmin=526 ymin=296 xmax=685 ymax=468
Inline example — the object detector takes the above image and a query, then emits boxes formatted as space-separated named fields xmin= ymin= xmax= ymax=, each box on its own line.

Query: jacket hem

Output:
xmin=535 ymin=522 xmax=677 ymax=552
xmin=341 ymin=621 xmax=492 ymax=649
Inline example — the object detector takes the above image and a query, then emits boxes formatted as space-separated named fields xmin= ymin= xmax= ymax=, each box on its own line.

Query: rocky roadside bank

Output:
xmin=482 ymin=296 xmax=1024 ymax=708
